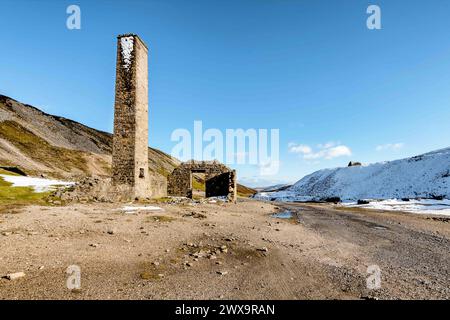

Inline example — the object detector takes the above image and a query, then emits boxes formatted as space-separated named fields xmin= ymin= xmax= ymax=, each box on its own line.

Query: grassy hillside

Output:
xmin=0 ymin=95 xmax=255 ymax=196
xmin=0 ymin=95 xmax=179 ymax=180
xmin=0 ymin=120 xmax=91 ymax=176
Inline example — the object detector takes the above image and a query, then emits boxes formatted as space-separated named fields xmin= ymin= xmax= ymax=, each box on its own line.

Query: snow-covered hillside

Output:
xmin=256 ymin=147 xmax=450 ymax=202
xmin=258 ymin=184 xmax=291 ymax=192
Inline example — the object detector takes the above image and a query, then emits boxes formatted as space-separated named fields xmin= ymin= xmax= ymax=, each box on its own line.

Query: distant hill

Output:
xmin=0 ymin=95 xmax=255 ymax=196
xmin=256 ymin=184 xmax=291 ymax=193
xmin=255 ymin=148 xmax=450 ymax=201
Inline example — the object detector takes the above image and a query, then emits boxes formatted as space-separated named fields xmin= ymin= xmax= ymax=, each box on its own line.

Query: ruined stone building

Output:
xmin=112 ymin=34 xmax=150 ymax=199
xmin=168 ymin=160 xmax=237 ymax=202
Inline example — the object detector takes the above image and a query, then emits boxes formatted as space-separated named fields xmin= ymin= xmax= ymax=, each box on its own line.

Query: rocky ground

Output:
xmin=0 ymin=199 xmax=449 ymax=300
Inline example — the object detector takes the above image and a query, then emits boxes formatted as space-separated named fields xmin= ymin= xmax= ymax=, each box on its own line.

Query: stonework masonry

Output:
xmin=112 ymin=34 xmax=150 ymax=199
xmin=167 ymin=160 xmax=237 ymax=202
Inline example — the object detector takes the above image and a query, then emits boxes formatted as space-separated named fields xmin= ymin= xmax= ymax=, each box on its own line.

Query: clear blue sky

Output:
xmin=1 ymin=0 xmax=450 ymax=187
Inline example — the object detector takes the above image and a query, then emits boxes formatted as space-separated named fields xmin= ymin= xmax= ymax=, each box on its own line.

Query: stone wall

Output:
xmin=111 ymin=34 xmax=150 ymax=200
xmin=149 ymin=173 xmax=167 ymax=198
xmin=167 ymin=160 xmax=237 ymax=202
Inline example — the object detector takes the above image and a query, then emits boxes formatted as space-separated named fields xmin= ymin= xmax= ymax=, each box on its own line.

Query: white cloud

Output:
xmin=288 ymin=144 xmax=312 ymax=155
xmin=289 ymin=142 xmax=352 ymax=160
xmin=317 ymin=141 xmax=337 ymax=149
xmin=376 ymin=143 xmax=404 ymax=152
xmin=326 ymin=145 xmax=352 ymax=159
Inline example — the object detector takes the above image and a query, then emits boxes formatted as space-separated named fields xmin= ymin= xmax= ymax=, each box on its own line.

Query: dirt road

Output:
xmin=282 ymin=202 xmax=450 ymax=299
xmin=0 ymin=199 xmax=448 ymax=299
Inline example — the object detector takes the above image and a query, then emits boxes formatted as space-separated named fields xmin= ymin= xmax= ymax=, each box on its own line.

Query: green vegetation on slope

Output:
xmin=0 ymin=121 xmax=89 ymax=176
xmin=192 ymin=175 xmax=206 ymax=191
xmin=0 ymin=168 xmax=20 ymax=176
xmin=237 ymin=184 xmax=257 ymax=198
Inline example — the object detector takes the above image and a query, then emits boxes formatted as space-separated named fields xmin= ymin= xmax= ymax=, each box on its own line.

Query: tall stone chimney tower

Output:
xmin=112 ymin=34 xmax=149 ymax=199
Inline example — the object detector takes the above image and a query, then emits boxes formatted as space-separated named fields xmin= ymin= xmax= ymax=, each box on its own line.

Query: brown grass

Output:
xmin=145 ymin=215 xmax=176 ymax=223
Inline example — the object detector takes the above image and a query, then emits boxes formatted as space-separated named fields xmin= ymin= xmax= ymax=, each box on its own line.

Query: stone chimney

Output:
xmin=111 ymin=34 xmax=150 ymax=199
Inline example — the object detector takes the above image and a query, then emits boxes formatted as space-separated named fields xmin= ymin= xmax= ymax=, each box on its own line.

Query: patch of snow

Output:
xmin=0 ymin=175 xmax=74 ymax=193
xmin=206 ymin=196 xmax=228 ymax=203
xmin=253 ymin=191 xmax=313 ymax=202
xmin=341 ymin=199 xmax=450 ymax=216
xmin=121 ymin=206 xmax=163 ymax=214
xmin=120 ymin=36 xmax=134 ymax=70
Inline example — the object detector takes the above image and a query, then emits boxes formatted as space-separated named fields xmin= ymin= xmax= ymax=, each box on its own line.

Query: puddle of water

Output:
xmin=272 ymin=210 xmax=294 ymax=219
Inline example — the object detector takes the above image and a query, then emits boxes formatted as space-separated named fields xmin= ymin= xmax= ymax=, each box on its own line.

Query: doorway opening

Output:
xmin=191 ymin=170 xmax=206 ymax=199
